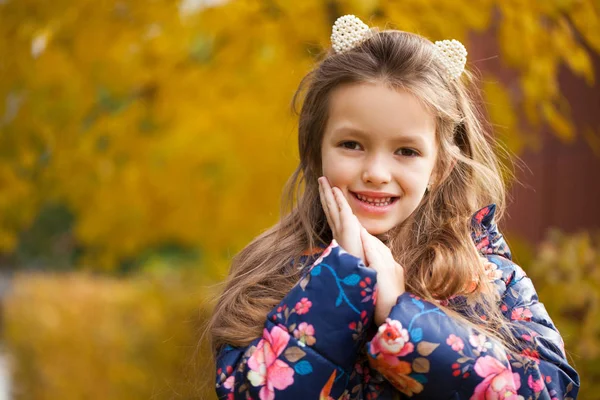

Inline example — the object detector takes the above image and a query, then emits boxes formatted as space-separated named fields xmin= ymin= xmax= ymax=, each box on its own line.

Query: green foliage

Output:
xmin=14 ymin=203 xmax=78 ymax=270
xmin=526 ymin=230 xmax=600 ymax=398
xmin=3 ymin=266 xmax=218 ymax=400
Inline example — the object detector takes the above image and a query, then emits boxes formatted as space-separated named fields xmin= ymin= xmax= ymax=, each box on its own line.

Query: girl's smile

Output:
xmin=349 ymin=191 xmax=400 ymax=215
xmin=321 ymin=81 xmax=438 ymax=235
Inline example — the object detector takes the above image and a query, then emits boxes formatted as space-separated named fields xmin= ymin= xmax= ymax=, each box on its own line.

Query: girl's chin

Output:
xmin=359 ymin=217 xmax=405 ymax=236
xmin=361 ymin=223 xmax=392 ymax=236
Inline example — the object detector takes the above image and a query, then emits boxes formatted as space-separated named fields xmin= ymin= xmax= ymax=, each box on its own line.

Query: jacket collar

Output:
xmin=471 ymin=204 xmax=512 ymax=260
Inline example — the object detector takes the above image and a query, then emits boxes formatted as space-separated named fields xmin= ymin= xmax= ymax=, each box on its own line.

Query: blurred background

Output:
xmin=0 ymin=0 xmax=599 ymax=399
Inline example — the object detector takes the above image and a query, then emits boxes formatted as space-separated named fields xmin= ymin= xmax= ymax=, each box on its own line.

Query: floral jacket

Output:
xmin=214 ymin=205 xmax=580 ymax=399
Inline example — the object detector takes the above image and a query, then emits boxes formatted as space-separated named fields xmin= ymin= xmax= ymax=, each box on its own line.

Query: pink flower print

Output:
xmin=481 ymin=257 xmax=503 ymax=282
xmin=372 ymin=284 xmax=378 ymax=305
xmin=310 ymin=240 xmax=337 ymax=269
xmin=224 ymin=375 xmax=235 ymax=389
xmin=511 ymin=307 xmax=533 ymax=322
xmin=294 ymin=297 xmax=312 ymax=315
xmin=469 ymin=333 xmax=488 ymax=353
xmin=474 ymin=207 xmax=490 ymax=224
xmin=293 ymin=322 xmax=316 ymax=346
xmin=446 ymin=334 xmax=465 ymax=352
xmin=247 ymin=325 xmax=295 ymax=400
xmin=476 ymin=237 xmax=490 ymax=251
xmin=471 ymin=356 xmax=523 ymax=400
xmin=369 ymin=318 xmax=414 ymax=364
xmin=528 ymin=375 xmax=544 ymax=393
xmin=521 ymin=348 xmax=540 ymax=363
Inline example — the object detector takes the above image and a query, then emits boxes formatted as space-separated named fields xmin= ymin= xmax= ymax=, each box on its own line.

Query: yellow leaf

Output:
xmin=417 ymin=341 xmax=439 ymax=356
xmin=284 ymin=346 xmax=306 ymax=362
xmin=412 ymin=357 xmax=430 ymax=373
xmin=542 ymin=103 xmax=575 ymax=142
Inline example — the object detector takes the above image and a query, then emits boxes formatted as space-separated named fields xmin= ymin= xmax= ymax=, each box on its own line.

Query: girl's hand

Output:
xmin=361 ymin=227 xmax=406 ymax=326
xmin=318 ymin=177 xmax=365 ymax=261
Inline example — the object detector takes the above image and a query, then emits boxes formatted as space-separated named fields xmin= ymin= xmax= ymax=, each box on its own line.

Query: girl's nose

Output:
xmin=361 ymin=155 xmax=392 ymax=184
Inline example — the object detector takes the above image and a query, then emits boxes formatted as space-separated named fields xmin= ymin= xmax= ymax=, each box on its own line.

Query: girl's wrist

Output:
xmin=374 ymin=275 xmax=405 ymax=326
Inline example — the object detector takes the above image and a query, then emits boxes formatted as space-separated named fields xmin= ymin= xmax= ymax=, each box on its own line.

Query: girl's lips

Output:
xmin=352 ymin=190 xmax=398 ymax=198
xmin=349 ymin=191 xmax=399 ymax=215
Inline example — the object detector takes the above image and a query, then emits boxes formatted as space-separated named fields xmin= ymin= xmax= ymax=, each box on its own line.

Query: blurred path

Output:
xmin=0 ymin=272 xmax=12 ymax=400
xmin=0 ymin=352 xmax=9 ymax=400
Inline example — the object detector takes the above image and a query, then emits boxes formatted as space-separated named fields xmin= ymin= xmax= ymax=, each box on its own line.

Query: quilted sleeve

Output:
xmin=489 ymin=253 xmax=580 ymax=399
xmin=215 ymin=240 xmax=378 ymax=399
xmin=365 ymin=257 xmax=580 ymax=399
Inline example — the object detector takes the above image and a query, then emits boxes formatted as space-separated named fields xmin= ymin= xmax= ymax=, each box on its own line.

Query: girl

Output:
xmin=209 ymin=15 xmax=580 ymax=399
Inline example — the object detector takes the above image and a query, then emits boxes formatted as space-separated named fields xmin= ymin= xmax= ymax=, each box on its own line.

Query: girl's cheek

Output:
xmin=396 ymin=168 xmax=421 ymax=184
xmin=401 ymin=163 xmax=435 ymax=184
xmin=323 ymin=158 xmax=358 ymax=178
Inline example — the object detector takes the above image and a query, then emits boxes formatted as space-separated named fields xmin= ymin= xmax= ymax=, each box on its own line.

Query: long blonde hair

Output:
xmin=209 ymin=29 xmax=515 ymax=356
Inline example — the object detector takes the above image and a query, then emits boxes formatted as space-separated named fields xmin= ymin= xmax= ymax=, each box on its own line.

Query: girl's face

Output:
xmin=321 ymin=82 xmax=439 ymax=235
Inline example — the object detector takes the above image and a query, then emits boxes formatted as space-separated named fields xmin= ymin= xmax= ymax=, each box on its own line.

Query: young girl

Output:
xmin=209 ymin=15 xmax=580 ymax=399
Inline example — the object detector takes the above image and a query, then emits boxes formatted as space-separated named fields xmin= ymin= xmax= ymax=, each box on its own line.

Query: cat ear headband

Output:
xmin=330 ymin=14 xmax=467 ymax=80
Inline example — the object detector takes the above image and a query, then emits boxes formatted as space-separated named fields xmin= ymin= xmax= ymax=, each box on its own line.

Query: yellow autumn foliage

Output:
xmin=4 ymin=265 xmax=218 ymax=400
xmin=0 ymin=0 xmax=598 ymax=269
xmin=526 ymin=230 xmax=600 ymax=399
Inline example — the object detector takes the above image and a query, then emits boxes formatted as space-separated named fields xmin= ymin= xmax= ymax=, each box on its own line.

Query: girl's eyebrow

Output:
xmin=332 ymin=126 xmax=428 ymax=147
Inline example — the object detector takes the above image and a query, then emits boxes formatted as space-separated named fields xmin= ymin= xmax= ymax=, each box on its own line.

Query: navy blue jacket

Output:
xmin=215 ymin=205 xmax=580 ymax=399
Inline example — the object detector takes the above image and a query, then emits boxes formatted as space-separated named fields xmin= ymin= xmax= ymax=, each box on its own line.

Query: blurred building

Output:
xmin=471 ymin=31 xmax=600 ymax=243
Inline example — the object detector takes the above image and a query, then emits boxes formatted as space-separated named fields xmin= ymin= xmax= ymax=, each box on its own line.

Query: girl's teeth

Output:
xmin=356 ymin=194 xmax=393 ymax=206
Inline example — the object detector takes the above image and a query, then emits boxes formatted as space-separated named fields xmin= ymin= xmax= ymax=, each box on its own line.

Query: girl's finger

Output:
xmin=319 ymin=178 xmax=338 ymax=231
xmin=320 ymin=177 xmax=341 ymax=230
xmin=332 ymin=187 xmax=354 ymax=231
xmin=332 ymin=187 xmax=355 ymax=224
xmin=318 ymin=179 xmax=336 ymax=231
xmin=318 ymin=180 xmax=335 ymax=232
xmin=360 ymin=227 xmax=377 ymax=266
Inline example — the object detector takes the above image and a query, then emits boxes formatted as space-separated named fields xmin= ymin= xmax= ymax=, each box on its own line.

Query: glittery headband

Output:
xmin=330 ymin=15 xmax=468 ymax=80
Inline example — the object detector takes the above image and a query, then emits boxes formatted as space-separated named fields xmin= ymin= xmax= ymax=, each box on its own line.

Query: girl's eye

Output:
xmin=397 ymin=148 xmax=419 ymax=157
xmin=340 ymin=141 xmax=361 ymax=150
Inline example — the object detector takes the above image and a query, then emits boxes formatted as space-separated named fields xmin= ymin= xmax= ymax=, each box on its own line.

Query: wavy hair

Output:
xmin=209 ymin=29 xmax=515 ymax=356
